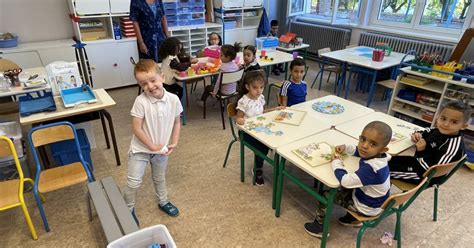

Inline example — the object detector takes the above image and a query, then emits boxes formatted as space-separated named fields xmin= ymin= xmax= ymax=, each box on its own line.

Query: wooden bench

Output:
xmin=87 ymin=176 xmax=139 ymax=243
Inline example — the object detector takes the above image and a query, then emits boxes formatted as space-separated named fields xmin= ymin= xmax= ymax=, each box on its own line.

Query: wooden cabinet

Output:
xmin=388 ymin=67 xmax=474 ymax=131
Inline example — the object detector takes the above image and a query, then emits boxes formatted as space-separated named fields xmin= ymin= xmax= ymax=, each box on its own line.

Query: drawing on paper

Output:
xmin=293 ymin=142 xmax=335 ymax=167
xmin=312 ymin=101 xmax=345 ymax=114
xmin=390 ymin=132 xmax=407 ymax=144
xmin=396 ymin=124 xmax=421 ymax=132
xmin=273 ymin=109 xmax=306 ymax=126
xmin=244 ymin=121 xmax=284 ymax=136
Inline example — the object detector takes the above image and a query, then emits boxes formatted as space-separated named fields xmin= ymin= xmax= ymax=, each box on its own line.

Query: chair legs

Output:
xmin=311 ymin=70 xmax=322 ymax=89
xmin=20 ymin=202 xmax=38 ymax=240
xmin=356 ymin=225 xmax=368 ymax=248
xmin=395 ymin=212 xmax=402 ymax=248
xmin=34 ymin=189 xmax=50 ymax=232
xmin=220 ymin=99 xmax=226 ymax=130
xmin=433 ymin=185 xmax=439 ymax=221
xmin=223 ymin=139 xmax=238 ymax=168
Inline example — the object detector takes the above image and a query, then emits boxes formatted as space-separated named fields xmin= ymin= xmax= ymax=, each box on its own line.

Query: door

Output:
xmin=110 ymin=0 xmax=131 ymax=14
xmin=84 ymin=42 xmax=122 ymax=89
xmin=116 ymin=40 xmax=139 ymax=86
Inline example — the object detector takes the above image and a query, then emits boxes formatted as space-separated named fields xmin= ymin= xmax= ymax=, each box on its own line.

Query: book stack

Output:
xmin=120 ymin=17 xmax=136 ymax=38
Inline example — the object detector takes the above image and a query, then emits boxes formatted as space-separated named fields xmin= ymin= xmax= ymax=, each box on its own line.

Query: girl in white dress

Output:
xmin=236 ymin=70 xmax=284 ymax=186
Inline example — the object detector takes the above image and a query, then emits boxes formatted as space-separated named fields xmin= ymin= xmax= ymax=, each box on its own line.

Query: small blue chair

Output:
xmin=28 ymin=121 xmax=95 ymax=232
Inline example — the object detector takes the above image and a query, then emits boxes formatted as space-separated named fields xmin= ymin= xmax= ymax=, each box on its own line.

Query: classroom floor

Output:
xmin=1 ymin=60 xmax=473 ymax=247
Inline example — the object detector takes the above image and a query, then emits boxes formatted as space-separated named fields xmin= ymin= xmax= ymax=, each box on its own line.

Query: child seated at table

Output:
xmin=236 ymin=70 xmax=284 ymax=186
xmin=159 ymin=37 xmax=197 ymax=100
xmin=305 ymin=121 xmax=392 ymax=238
xmin=242 ymin=45 xmax=260 ymax=73
xmin=389 ymin=100 xmax=469 ymax=185
xmin=279 ymin=58 xmax=307 ymax=107
xmin=208 ymin=32 xmax=222 ymax=46
xmin=200 ymin=42 xmax=241 ymax=103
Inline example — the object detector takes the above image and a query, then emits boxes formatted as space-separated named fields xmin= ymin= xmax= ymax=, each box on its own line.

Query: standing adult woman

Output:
xmin=130 ymin=0 xmax=169 ymax=62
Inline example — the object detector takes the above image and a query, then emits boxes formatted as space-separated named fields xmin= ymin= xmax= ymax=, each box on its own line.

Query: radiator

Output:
xmin=289 ymin=21 xmax=351 ymax=56
xmin=359 ymin=32 xmax=454 ymax=61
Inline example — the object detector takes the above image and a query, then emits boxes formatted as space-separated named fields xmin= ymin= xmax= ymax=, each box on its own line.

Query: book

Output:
xmin=272 ymin=109 xmax=306 ymax=126
xmin=293 ymin=142 xmax=335 ymax=167
xmin=390 ymin=132 xmax=407 ymax=144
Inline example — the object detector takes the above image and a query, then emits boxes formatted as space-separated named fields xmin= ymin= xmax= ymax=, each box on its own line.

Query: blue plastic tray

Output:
xmin=60 ymin=85 xmax=97 ymax=108
xmin=19 ymin=91 xmax=57 ymax=117
xmin=355 ymin=47 xmax=373 ymax=53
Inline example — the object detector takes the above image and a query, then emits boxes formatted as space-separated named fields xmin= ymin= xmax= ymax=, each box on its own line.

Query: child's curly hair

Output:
xmin=220 ymin=42 xmax=242 ymax=60
xmin=158 ymin=37 xmax=181 ymax=59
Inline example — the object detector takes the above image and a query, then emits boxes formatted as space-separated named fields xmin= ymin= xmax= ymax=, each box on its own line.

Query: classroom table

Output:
xmin=0 ymin=67 xmax=51 ymax=98
xmin=321 ymin=46 xmax=414 ymax=106
xmin=275 ymin=130 xmax=359 ymax=248
xmin=237 ymin=109 xmax=331 ymax=209
xmin=20 ymin=88 xmax=121 ymax=166
xmin=276 ymin=43 xmax=310 ymax=61
xmin=291 ymin=95 xmax=374 ymax=127
xmin=335 ymin=111 xmax=423 ymax=155
xmin=173 ymin=51 xmax=295 ymax=124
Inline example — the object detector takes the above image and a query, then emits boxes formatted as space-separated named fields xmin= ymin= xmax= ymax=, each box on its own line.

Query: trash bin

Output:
xmin=107 ymin=224 xmax=176 ymax=248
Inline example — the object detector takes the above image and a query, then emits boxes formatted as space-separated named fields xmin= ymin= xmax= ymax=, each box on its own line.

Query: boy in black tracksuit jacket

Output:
xmin=389 ymin=101 xmax=470 ymax=185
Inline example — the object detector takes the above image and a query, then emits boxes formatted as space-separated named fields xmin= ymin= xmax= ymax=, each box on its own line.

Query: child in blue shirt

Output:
xmin=279 ymin=58 xmax=307 ymax=107
xmin=305 ymin=121 xmax=393 ymax=238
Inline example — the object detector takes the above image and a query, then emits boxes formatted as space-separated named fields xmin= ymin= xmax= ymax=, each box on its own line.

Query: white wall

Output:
xmin=0 ymin=0 xmax=73 ymax=43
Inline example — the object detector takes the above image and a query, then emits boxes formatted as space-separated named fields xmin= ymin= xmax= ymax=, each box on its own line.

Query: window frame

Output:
xmin=304 ymin=0 xmax=362 ymax=25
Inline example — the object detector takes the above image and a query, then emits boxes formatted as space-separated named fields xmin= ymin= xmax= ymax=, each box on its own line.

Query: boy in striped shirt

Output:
xmin=389 ymin=100 xmax=469 ymax=185
xmin=305 ymin=121 xmax=393 ymax=238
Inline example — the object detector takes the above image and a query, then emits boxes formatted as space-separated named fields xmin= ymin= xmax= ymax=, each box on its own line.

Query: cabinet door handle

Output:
xmin=113 ymin=63 xmax=118 ymax=67
xmin=91 ymin=65 xmax=96 ymax=70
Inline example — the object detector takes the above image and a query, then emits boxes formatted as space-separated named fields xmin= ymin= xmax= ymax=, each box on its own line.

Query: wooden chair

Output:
xmin=0 ymin=136 xmax=40 ymax=240
xmin=223 ymin=102 xmax=239 ymax=168
xmin=266 ymin=65 xmax=309 ymax=106
xmin=391 ymin=157 xmax=466 ymax=221
xmin=349 ymin=176 xmax=431 ymax=248
xmin=28 ymin=121 xmax=95 ymax=232
xmin=311 ymin=48 xmax=341 ymax=91
xmin=204 ymin=68 xmax=244 ymax=129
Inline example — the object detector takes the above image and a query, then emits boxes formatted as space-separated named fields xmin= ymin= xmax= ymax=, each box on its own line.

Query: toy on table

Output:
xmin=3 ymin=68 xmax=22 ymax=87
xmin=293 ymin=142 xmax=348 ymax=167
xmin=279 ymin=32 xmax=297 ymax=48
xmin=372 ymin=49 xmax=385 ymax=62
xmin=375 ymin=42 xmax=393 ymax=56
xmin=202 ymin=45 xmax=221 ymax=59
xmin=312 ymin=101 xmax=345 ymax=114
xmin=259 ymin=54 xmax=274 ymax=62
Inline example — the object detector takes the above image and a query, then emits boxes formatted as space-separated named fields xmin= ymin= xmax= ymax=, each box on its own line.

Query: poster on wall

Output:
xmin=287 ymin=0 xmax=305 ymax=17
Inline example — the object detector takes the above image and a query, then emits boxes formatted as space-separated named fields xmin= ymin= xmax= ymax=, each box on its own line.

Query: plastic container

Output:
xmin=60 ymin=85 xmax=97 ymax=108
xmin=107 ymin=224 xmax=176 ymax=248
xmin=0 ymin=155 xmax=30 ymax=181
xmin=0 ymin=121 xmax=23 ymax=162
xmin=0 ymin=33 xmax=18 ymax=48
xmin=224 ymin=20 xmax=237 ymax=29
xmin=18 ymin=91 xmax=57 ymax=117
xmin=255 ymin=37 xmax=279 ymax=52
xmin=50 ymin=128 xmax=93 ymax=169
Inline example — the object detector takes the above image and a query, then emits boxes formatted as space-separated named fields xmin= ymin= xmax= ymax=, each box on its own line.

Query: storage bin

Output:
xmin=166 ymin=15 xmax=177 ymax=21
xmin=107 ymin=224 xmax=176 ymax=248
xmin=190 ymin=18 xmax=205 ymax=25
xmin=255 ymin=36 xmax=279 ymax=52
xmin=167 ymin=21 xmax=177 ymax=27
xmin=0 ymin=121 xmax=24 ymax=162
xmin=50 ymin=128 xmax=93 ymax=169
xmin=224 ymin=20 xmax=237 ymax=29
xmin=0 ymin=155 xmax=30 ymax=181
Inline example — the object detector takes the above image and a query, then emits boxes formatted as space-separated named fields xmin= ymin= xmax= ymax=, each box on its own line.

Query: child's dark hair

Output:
xmin=221 ymin=42 xmax=242 ymax=60
xmin=243 ymin=45 xmax=257 ymax=56
xmin=364 ymin=121 xmax=393 ymax=147
xmin=208 ymin=32 xmax=222 ymax=46
xmin=270 ymin=20 xmax=279 ymax=27
xmin=158 ymin=37 xmax=181 ymax=59
xmin=237 ymin=70 xmax=266 ymax=100
xmin=290 ymin=58 xmax=306 ymax=70
xmin=441 ymin=100 xmax=471 ymax=122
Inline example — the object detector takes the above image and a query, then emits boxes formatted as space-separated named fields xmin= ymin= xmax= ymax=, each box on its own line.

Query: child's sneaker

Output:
xmin=338 ymin=213 xmax=362 ymax=227
xmin=159 ymin=202 xmax=180 ymax=217
xmin=254 ymin=170 xmax=264 ymax=186
xmin=130 ymin=208 xmax=140 ymax=227
xmin=304 ymin=221 xmax=327 ymax=238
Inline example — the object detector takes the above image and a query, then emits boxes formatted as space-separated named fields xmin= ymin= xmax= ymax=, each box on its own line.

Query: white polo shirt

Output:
xmin=129 ymin=89 xmax=183 ymax=154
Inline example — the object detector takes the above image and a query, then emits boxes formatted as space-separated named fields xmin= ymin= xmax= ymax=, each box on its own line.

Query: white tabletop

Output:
xmin=277 ymin=129 xmax=360 ymax=188
xmin=20 ymin=88 xmax=116 ymax=125
xmin=291 ymin=95 xmax=374 ymax=127
xmin=237 ymin=109 xmax=331 ymax=150
xmin=276 ymin=43 xmax=310 ymax=52
xmin=174 ymin=50 xmax=294 ymax=81
xmin=321 ymin=46 xmax=415 ymax=70
xmin=335 ymin=111 xmax=423 ymax=155
xmin=0 ymin=67 xmax=51 ymax=98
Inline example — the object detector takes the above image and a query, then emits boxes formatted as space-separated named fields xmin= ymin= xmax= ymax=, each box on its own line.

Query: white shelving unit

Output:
xmin=388 ymin=67 xmax=474 ymax=131
xmin=68 ymin=0 xmax=138 ymax=89
xmin=169 ymin=23 xmax=222 ymax=57
xmin=214 ymin=6 xmax=263 ymax=45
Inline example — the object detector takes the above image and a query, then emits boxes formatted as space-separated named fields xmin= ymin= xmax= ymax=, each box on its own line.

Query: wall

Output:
xmin=0 ymin=0 xmax=73 ymax=43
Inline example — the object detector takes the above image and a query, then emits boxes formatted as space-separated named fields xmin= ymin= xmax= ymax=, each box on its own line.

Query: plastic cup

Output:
xmin=292 ymin=52 xmax=298 ymax=59
xmin=261 ymin=50 xmax=267 ymax=57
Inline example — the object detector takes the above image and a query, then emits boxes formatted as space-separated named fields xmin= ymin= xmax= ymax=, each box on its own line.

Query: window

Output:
xmin=377 ymin=0 xmax=416 ymax=24
xmin=420 ymin=0 xmax=471 ymax=29
xmin=307 ymin=0 xmax=361 ymax=23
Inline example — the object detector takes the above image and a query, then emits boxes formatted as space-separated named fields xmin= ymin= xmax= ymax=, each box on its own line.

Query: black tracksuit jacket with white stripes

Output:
xmin=414 ymin=128 xmax=465 ymax=170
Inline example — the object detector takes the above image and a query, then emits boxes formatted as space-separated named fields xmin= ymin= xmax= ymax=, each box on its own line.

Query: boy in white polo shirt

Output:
xmin=123 ymin=59 xmax=182 ymax=225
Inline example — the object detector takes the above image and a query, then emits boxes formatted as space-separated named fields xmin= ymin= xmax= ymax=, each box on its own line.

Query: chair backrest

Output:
xmin=226 ymin=102 xmax=238 ymax=140
xmin=422 ymin=157 xmax=466 ymax=185
xmin=28 ymin=121 xmax=94 ymax=182
xmin=0 ymin=136 xmax=25 ymax=182
xmin=318 ymin=47 xmax=331 ymax=57
xmin=381 ymin=177 xmax=429 ymax=209
xmin=221 ymin=68 xmax=245 ymax=86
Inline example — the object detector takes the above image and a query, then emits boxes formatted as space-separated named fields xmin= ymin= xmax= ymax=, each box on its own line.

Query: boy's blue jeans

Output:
xmin=123 ymin=152 xmax=169 ymax=210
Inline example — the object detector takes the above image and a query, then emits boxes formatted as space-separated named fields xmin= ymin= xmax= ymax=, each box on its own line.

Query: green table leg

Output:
xmin=239 ymin=131 xmax=245 ymax=183
xmin=321 ymin=188 xmax=336 ymax=248
xmin=284 ymin=62 xmax=289 ymax=80
xmin=181 ymin=81 xmax=187 ymax=125
xmin=304 ymin=48 xmax=308 ymax=62
xmin=275 ymin=157 xmax=286 ymax=217
xmin=272 ymin=152 xmax=279 ymax=209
